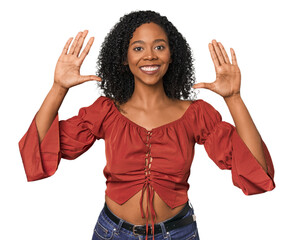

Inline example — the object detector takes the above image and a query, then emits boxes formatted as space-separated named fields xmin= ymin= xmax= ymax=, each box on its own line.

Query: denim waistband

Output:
xmin=93 ymin=200 xmax=197 ymax=239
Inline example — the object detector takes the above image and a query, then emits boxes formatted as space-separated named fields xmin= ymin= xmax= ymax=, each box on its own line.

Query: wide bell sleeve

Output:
xmin=18 ymin=96 xmax=109 ymax=182
xmin=192 ymin=99 xmax=275 ymax=195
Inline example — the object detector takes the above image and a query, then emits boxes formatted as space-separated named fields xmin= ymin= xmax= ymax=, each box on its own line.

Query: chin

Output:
xmin=136 ymin=75 xmax=164 ymax=85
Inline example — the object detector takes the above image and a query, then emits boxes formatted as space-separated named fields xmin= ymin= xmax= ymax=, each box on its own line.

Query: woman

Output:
xmin=19 ymin=10 xmax=275 ymax=240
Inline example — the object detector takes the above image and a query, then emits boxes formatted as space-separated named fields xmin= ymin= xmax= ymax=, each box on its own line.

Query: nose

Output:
xmin=143 ymin=47 xmax=158 ymax=60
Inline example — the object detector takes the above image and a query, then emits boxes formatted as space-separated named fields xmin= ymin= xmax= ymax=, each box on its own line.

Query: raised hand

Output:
xmin=54 ymin=30 xmax=101 ymax=90
xmin=192 ymin=39 xmax=241 ymax=99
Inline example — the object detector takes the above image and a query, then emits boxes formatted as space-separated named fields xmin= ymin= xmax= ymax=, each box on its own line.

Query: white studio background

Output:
xmin=0 ymin=0 xmax=293 ymax=239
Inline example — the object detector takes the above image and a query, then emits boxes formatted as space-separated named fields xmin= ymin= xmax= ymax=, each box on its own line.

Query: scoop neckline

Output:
xmin=107 ymin=97 xmax=197 ymax=133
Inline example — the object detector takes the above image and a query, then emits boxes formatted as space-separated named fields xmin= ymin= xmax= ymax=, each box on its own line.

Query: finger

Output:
xmin=218 ymin=42 xmax=230 ymax=64
xmin=209 ymin=43 xmax=220 ymax=68
xmin=212 ymin=40 xmax=225 ymax=64
xmin=68 ymin=31 xmax=82 ymax=55
xmin=230 ymin=48 xmax=238 ymax=65
xmin=79 ymin=75 xmax=102 ymax=83
xmin=192 ymin=82 xmax=214 ymax=90
xmin=79 ymin=37 xmax=95 ymax=62
xmin=62 ymin=37 xmax=73 ymax=55
xmin=74 ymin=30 xmax=88 ymax=56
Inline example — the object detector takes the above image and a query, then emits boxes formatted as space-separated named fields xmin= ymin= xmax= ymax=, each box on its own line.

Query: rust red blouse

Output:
xmin=18 ymin=96 xmax=275 ymax=240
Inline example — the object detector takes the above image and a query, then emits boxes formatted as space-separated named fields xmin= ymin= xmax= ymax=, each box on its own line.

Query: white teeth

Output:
xmin=140 ymin=66 xmax=159 ymax=71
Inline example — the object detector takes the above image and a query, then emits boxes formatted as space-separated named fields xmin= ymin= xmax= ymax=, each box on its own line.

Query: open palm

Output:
xmin=193 ymin=40 xmax=241 ymax=99
xmin=54 ymin=30 xmax=101 ymax=90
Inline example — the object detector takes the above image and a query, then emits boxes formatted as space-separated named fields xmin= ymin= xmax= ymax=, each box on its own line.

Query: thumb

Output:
xmin=79 ymin=75 xmax=102 ymax=83
xmin=192 ymin=82 xmax=213 ymax=90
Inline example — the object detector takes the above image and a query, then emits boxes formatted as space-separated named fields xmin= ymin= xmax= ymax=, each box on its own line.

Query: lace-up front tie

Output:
xmin=139 ymin=130 xmax=156 ymax=240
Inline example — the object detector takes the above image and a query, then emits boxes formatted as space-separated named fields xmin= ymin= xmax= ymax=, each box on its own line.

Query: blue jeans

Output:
xmin=91 ymin=200 xmax=200 ymax=240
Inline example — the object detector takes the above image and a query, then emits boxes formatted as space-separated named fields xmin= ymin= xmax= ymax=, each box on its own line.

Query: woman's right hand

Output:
xmin=54 ymin=30 xmax=101 ymax=90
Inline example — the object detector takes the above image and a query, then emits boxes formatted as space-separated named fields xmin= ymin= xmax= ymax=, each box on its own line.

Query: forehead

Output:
xmin=130 ymin=22 xmax=168 ymax=42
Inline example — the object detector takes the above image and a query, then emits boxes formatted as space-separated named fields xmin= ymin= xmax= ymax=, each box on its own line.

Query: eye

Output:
xmin=156 ymin=45 xmax=165 ymax=50
xmin=133 ymin=47 xmax=143 ymax=51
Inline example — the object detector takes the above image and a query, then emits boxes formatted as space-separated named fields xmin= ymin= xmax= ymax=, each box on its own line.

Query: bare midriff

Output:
xmin=105 ymin=189 xmax=186 ymax=225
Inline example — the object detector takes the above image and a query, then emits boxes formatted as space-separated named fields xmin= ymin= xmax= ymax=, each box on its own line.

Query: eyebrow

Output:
xmin=130 ymin=39 xmax=167 ymax=46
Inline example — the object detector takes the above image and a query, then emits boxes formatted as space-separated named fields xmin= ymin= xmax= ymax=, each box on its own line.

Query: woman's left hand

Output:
xmin=192 ymin=40 xmax=241 ymax=99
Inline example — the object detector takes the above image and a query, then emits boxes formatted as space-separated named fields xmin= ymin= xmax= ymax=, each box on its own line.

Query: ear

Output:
xmin=169 ymin=58 xmax=172 ymax=64
xmin=123 ymin=60 xmax=128 ymax=65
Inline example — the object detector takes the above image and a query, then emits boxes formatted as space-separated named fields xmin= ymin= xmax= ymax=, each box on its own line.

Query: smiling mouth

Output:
xmin=139 ymin=65 xmax=160 ymax=75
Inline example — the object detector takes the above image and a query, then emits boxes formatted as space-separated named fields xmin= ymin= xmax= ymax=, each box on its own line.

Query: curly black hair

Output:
xmin=96 ymin=10 xmax=198 ymax=107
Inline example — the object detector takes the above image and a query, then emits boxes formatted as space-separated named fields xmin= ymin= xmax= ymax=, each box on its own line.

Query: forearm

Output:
xmin=35 ymin=83 xmax=68 ymax=143
xmin=224 ymin=94 xmax=268 ymax=173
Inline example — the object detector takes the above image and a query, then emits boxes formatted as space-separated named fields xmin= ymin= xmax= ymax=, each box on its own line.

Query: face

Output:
xmin=124 ymin=22 xmax=172 ymax=86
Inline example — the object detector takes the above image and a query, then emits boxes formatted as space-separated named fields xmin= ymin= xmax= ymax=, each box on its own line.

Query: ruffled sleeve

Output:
xmin=192 ymin=99 xmax=275 ymax=195
xmin=18 ymin=96 xmax=110 ymax=182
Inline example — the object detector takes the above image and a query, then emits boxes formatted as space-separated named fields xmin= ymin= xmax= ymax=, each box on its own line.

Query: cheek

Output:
xmin=161 ymin=51 xmax=171 ymax=63
xmin=127 ymin=52 xmax=140 ymax=66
